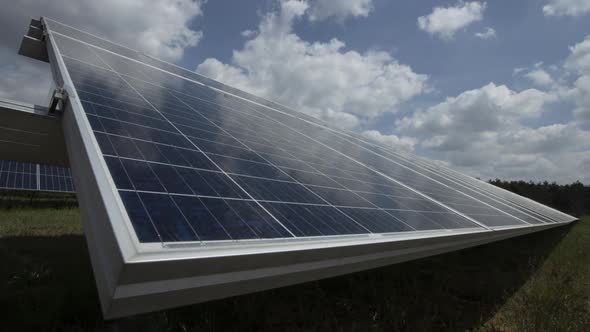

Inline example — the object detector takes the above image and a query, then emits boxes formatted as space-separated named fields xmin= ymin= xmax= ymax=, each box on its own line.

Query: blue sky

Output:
xmin=1 ymin=0 xmax=589 ymax=183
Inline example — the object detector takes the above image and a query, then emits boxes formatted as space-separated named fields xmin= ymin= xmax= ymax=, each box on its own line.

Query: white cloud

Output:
xmin=565 ymin=36 xmax=590 ymax=129
xmin=307 ymin=0 xmax=373 ymax=22
xmin=524 ymin=68 xmax=554 ymax=86
xmin=361 ymin=130 xmax=417 ymax=151
xmin=197 ymin=0 xmax=427 ymax=129
xmin=392 ymin=82 xmax=590 ymax=183
xmin=543 ymin=0 xmax=590 ymax=16
xmin=390 ymin=34 xmax=590 ymax=183
xmin=565 ymin=36 xmax=590 ymax=74
xmin=474 ymin=27 xmax=496 ymax=39
xmin=417 ymin=2 xmax=486 ymax=40
xmin=0 ymin=0 xmax=204 ymax=104
xmin=513 ymin=67 xmax=527 ymax=75
xmin=396 ymin=83 xmax=555 ymax=140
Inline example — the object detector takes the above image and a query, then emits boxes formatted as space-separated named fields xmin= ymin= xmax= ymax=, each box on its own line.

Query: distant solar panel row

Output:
xmin=0 ymin=160 xmax=74 ymax=192
xmin=45 ymin=19 xmax=573 ymax=245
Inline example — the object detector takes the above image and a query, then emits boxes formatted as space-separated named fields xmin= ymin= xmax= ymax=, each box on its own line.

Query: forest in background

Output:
xmin=489 ymin=180 xmax=589 ymax=217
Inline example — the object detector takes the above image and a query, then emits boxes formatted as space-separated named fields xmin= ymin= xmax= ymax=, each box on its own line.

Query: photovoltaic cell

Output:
xmin=44 ymin=18 xmax=574 ymax=245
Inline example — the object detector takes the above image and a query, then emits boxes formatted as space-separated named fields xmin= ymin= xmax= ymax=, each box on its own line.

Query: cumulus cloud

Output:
xmin=307 ymin=0 xmax=373 ymax=22
xmin=417 ymin=1 xmax=486 ymax=40
xmin=392 ymin=82 xmax=590 ymax=183
xmin=396 ymin=83 xmax=555 ymax=139
xmin=0 ymin=0 xmax=204 ymax=104
xmin=513 ymin=62 xmax=558 ymax=88
xmin=525 ymin=68 xmax=554 ymax=86
xmin=543 ymin=0 xmax=590 ymax=16
xmin=474 ymin=27 xmax=496 ymax=39
xmin=390 ymin=35 xmax=590 ymax=183
xmin=197 ymin=0 xmax=427 ymax=129
xmin=565 ymin=36 xmax=590 ymax=129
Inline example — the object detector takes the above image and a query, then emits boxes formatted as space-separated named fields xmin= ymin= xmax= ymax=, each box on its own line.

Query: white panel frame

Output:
xmin=40 ymin=17 xmax=577 ymax=319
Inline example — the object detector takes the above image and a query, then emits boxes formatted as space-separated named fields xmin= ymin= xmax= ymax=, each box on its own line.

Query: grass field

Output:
xmin=0 ymin=199 xmax=588 ymax=331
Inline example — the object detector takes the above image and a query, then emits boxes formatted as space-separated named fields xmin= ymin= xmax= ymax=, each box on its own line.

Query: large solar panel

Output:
xmin=33 ymin=18 xmax=576 ymax=317
xmin=0 ymin=159 xmax=74 ymax=192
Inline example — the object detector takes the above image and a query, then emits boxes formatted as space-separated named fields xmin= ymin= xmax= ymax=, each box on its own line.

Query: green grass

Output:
xmin=0 ymin=205 xmax=588 ymax=331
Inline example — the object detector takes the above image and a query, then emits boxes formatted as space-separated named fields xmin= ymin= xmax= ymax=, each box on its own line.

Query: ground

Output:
xmin=0 ymin=193 xmax=588 ymax=331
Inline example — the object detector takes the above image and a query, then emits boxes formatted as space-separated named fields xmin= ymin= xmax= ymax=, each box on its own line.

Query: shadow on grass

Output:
xmin=0 ymin=190 xmax=78 ymax=210
xmin=0 ymin=224 xmax=574 ymax=331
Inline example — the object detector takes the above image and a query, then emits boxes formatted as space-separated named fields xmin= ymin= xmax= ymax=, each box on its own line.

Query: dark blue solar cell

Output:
xmin=233 ymin=176 xmax=325 ymax=204
xmin=226 ymin=200 xmax=292 ymax=238
xmin=133 ymin=140 xmax=168 ymax=163
xmin=261 ymin=203 xmax=324 ymax=237
xmin=120 ymin=159 xmax=164 ymax=192
xmin=104 ymin=157 xmax=133 ymax=190
xmin=198 ymin=198 xmax=258 ymax=239
xmin=109 ymin=135 xmax=144 ymax=159
xmin=119 ymin=191 xmax=160 ymax=242
xmin=86 ymin=114 xmax=105 ymax=131
xmin=198 ymin=171 xmax=248 ymax=198
xmin=138 ymin=192 xmax=198 ymax=242
xmin=14 ymin=173 xmax=23 ymax=188
xmin=385 ymin=210 xmax=444 ymax=231
xmin=172 ymin=195 xmax=231 ymax=241
xmin=310 ymin=187 xmax=373 ymax=208
xmin=149 ymin=163 xmax=192 ymax=194
xmin=179 ymin=150 xmax=216 ymax=170
xmin=339 ymin=208 xmax=412 ymax=233
xmin=155 ymin=144 xmax=191 ymax=167
xmin=305 ymin=205 xmax=370 ymax=235
xmin=98 ymin=117 xmax=129 ymax=137
xmin=280 ymin=168 xmax=344 ymax=189
xmin=209 ymin=154 xmax=287 ymax=179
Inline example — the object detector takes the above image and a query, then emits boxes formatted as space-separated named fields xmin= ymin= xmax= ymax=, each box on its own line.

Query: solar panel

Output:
xmin=0 ymin=159 xmax=74 ymax=192
xmin=33 ymin=18 xmax=576 ymax=317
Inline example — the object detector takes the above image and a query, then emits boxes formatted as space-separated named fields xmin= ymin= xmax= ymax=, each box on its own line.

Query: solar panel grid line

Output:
xmin=419 ymin=163 xmax=571 ymax=222
xmin=65 ymin=34 xmax=502 ymax=231
xmin=360 ymin=144 xmax=553 ymax=225
xmin=405 ymin=164 xmax=559 ymax=223
xmin=249 ymin=106 xmax=537 ymax=227
xmin=83 ymin=43 xmax=298 ymax=241
xmin=193 ymin=78 xmax=560 ymax=227
xmin=60 ymin=33 xmax=484 ymax=236
xmin=166 ymin=90 xmax=381 ymax=234
xmin=74 ymin=57 xmax=500 ymax=218
xmin=208 ymin=97 xmax=492 ymax=231
xmin=66 ymin=55 xmax=352 ymax=171
xmin=49 ymin=28 xmax=560 ymax=237
xmin=376 ymin=148 xmax=564 ymax=223
xmin=107 ymin=151 xmax=458 ymax=212
xmin=328 ymin=129 xmax=573 ymax=223
xmin=69 ymin=44 xmax=532 ymax=231
xmin=42 ymin=18 xmax=319 ymax=128
xmin=161 ymin=83 xmax=466 ymax=231
xmin=123 ymin=75 xmax=430 ymax=233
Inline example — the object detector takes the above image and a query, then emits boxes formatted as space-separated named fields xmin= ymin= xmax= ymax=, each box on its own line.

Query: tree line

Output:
xmin=489 ymin=180 xmax=589 ymax=217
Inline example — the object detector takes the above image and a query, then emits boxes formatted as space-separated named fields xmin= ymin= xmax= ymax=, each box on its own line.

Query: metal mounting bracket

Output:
xmin=18 ymin=18 xmax=49 ymax=62
xmin=49 ymin=87 xmax=68 ymax=114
